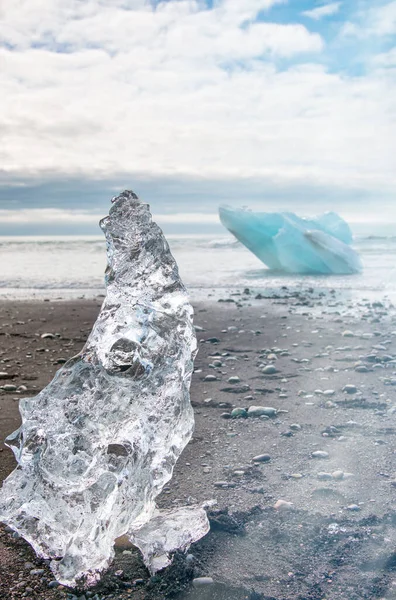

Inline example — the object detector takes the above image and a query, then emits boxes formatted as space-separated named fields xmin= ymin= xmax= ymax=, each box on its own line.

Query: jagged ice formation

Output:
xmin=0 ymin=191 xmax=209 ymax=586
xmin=219 ymin=206 xmax=363 ymax=275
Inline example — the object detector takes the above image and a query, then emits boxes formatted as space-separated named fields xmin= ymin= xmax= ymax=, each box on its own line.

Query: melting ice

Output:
xmin=219 ymin=206 xmax=363 ymax=275
xmin=0 ymin=191 xmax=209 ymax=586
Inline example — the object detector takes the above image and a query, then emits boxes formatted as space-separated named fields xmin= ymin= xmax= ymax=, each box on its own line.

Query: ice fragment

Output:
xmin=0 ymin=191 xmax=209 ymax=587
xmin=219 ymin=206 xmax=362 ymax=274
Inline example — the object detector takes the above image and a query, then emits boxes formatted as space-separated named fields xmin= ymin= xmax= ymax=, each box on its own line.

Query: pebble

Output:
xmin=231 ymin=407 xmax=247 ymax=418
xmin=1 ymin=384 xmax=17 ymax=391
xmin=204 ymin=375 xmax=217 ymax=382
xmin=355 ymin=365 xmax=369 ymax=373
xmin=193 ymin=577 xmax=214 ymax=587
xmin=228 ymin=376 xmax=240 ymax=384
xmin=214 ymin=481 xmax=235 ymax=488
xmin=41 ymin=332 xmax=56 ymax=339
xmin=48 ymin=580 xmax=60 ymax=588
xmin=343 ymin=384 xmax=358 ymax=394
xmin=274 ymin=499 xmax=293 ymax=511
xmin=220 ymin=412 xmax=232 ymax=419
xmin=346 ymin=504 xmax=361 ymax=511
xmin=289 ymin=423 xmax=301 ymax=431
xmin=332 ymin=470 xmax=344 ymax=480
xmin=247 ymin=406 xmax=277 ymax=417
xmin=342 ymin=330 xmax=355 ymax=337
xmin=252 ymin=454 xmax=271 ymax=463
xmin=262 ymin=365 xmax=278 ymax=374
xmin=312 ymin=451 xmax=329 ymax=459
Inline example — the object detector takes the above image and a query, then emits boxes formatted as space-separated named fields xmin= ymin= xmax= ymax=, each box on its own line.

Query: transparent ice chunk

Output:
xmin=0 ymin=191 xmax=209 ymax=587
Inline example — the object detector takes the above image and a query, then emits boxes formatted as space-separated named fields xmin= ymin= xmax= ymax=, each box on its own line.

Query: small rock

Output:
xmin=262 ymin=365 xmax=278 ymax=374
xmin=231 ymin=407 xmax=247 ymax=418
xmin=252 ymin=454 xmax=271 ymax=463
xmin=247 ymin=406 xmax=277 ymax=417
xmin=228 ymin=376 xmax=241 ymax=384
xmin=312 ymin=451 xmax=329 ymax=459
xmin=332 ymin=470 xmax=344 ymax=480
xmin=220 ymin=412 xmax=232 ymax=419
xmin=204 ymin=375 xmax=217 ymax=382
xmin=342 ymin=330 xmax=354 ymax=337
xmin=41 ymin=332 xmax=56 ymax=339
xmin=274 ymin=499 xmax=293 ymax=511
xmin=346 ymin=504 xmax=361 ymax=511
xmin=2 ymin=384 xmax=17 ymax=391
xmin=343 ymin=384 xmax=357 ymax=394
xmin=355 ymin=365 xmax=369 ymax=373
xmin=289 ymin=423 xmax=301 ymax=431
xmin=193 ymin=577 xmax=214 ymax=587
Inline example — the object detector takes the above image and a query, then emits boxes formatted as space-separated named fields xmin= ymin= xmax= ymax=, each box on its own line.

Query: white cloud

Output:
xmin=341 ymin=1 xmax=396 ymax=37
xmin=368 ymin=0 xmax=396 ymax=36
xmin=302 ymin=2 xmax=341 ymax=20
xmin=372 ymin=46 xmax=396 ymax=67
xmin=0 ymin=0 xmax=394 ymax=201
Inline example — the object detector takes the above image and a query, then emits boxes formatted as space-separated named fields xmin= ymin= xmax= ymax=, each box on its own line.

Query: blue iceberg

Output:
xmin=218 ymin=207 xmax=362 ymax=275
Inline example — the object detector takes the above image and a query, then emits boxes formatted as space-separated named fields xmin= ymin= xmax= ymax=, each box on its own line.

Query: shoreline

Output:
xmin=1 ymin=292 xmax=396 ymax=599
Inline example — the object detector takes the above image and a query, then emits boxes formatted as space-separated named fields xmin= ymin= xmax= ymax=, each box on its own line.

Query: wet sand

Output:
xmin=1 ymin=292 xmax=396 ymax=600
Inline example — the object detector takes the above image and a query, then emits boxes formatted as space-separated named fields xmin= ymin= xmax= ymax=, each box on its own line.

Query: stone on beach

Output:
xmin=247 ymin=406 xmax=277 ymax=417
xmin=274 ymin=499 xmax=294 ymax=511
xmin=262 ymin=365 xmax=278 ymax=374
xmin=312 ymin=451 xmax=329 ymax=459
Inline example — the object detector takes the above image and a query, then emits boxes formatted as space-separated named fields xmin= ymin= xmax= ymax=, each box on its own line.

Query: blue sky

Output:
xmin=0 ymin=0 xmax=395 ymax=234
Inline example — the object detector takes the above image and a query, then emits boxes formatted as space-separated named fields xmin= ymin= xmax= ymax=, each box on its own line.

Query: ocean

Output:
xmin=1 ymin=229 xmax=396 ymax=302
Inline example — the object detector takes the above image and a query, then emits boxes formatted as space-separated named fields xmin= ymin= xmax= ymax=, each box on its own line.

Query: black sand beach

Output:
xmin=1 ymin=291 xmax=396 ymax=600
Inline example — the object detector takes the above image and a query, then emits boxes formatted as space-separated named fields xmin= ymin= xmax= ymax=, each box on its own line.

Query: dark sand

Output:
xmin=0 ymin=292 xmax=396 ymax=600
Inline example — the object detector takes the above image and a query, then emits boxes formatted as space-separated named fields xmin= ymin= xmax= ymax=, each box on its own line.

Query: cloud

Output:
xmin=302 ymin=2 xmax=341 ymax=20
xmin=0 ymin=0 xmax=394 ymax=211
xmin=372 ymin=46 xmax=396 ymax=67
xmin=341 ymin=1 xmax=396 ymax=37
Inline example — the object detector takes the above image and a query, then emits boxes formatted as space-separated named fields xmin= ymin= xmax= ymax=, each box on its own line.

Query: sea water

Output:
xmin=0 ymin=232 xmax=396 ymax=301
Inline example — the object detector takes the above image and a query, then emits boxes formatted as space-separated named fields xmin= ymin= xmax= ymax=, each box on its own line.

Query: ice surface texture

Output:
xmin=219 ymin=207 xmax=363 ymax=275
xmin=0 ymin=191 xmax=209 ymax=586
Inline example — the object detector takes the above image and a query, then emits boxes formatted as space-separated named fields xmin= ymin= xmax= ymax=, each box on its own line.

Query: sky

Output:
xmin=0 ymin=0 xmax=395 ymax=234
